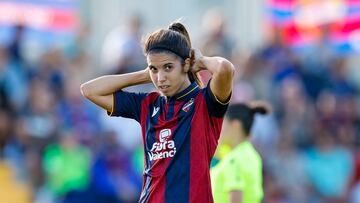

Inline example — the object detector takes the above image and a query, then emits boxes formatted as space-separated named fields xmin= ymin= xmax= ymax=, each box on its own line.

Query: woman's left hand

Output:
xmin=190 ymin=48 xmax=206 ymax=73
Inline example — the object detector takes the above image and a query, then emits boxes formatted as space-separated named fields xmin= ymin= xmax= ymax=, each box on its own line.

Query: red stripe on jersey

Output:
xmin=140 ymin=95 xmax=152 ymax=197
xmin=147 ymin=177 xmax=165 ymax=203
xmin=160 ymin=100 xmax=168 ymax=124
xmin=189 ymin=93 xmax=222 ymax=203
xmin=208 ymin=116 xmax=223 ymax=156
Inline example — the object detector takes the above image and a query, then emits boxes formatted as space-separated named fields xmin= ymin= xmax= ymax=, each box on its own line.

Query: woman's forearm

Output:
xmin=80 ymin=69 xmax=151 ymax=111
xmin=199 ymin=56 xmax=235 ymax=103
xmin=81 ymin=69 xmax=151 ymax=97
xmin=199 ymin=56 xmax=234 ymax=77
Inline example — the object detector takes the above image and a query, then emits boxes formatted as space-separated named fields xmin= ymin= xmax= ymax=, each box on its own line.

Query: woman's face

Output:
xmin=220 ymin=118 xmax=235 ymax=142
xmin=147 ymin=52 xmax=191 ymax=97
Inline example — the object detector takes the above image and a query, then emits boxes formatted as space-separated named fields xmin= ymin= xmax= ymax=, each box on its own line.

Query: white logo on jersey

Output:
xmin=152 ymin=106 xmax=160 ymax=117
xmin=148 ymin=129 xmax=176 ymax=161
xmin=159 ymin=129 xmax=171 ymax=142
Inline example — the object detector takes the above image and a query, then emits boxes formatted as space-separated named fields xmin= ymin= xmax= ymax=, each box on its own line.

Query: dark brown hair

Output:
xmin=226 ymin=101 xmax=271 ymax=135
xmin=144 ymin=21 xmax=203 ymax=87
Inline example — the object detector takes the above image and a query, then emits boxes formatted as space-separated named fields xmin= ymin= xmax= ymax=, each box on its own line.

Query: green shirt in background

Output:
xmin=211 ymin=141 xmax=263 ymax=203
xmin=43 ymin=144 xmax=91 ymax=196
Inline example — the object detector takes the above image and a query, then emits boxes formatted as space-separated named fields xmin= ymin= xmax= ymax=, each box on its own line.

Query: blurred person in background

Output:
xmin=255 ymin=26 xmax=302 ymax=87
xmin=198 ymin=9 xmax=236 ymax=85
xmin=211 ymin=101 xmax=269 ymax=203
xmin=17 ymin=77 xmax=58 ymax=191
xmin=89 ymin=131 xmax=142 ymax=203
xmin=199 ymin=9 xmax=235 ymax=60
xmin=240 ymin=53 xmax=273 ymax=102
xmin=328 ymin=57 xmax=356 ymax=97
xmin=56 ymin=72 xmax=102 ymax=145
xmin=31 ymin=49 xmax=66 ymax=100
xmin=7 ymin=24 xmax=26 ymax=64
xmin=43 ymin=130 xmax=91 ymax=203
xmin=300 ymin=25 xmax=337 ymax=99
xmin=81 ymin=21 xmax=235 ymax=203
xmin=0 ymin=45 xmax=29 ymax=112
xmin=65 ymin=23 xmax=92 ymax=61
xmin=303 ymin=127 xmax=354 ymax=203
xmin=101 ymin=14 xmax=146 ymax=74
xmin=265 ymin=130 xmax=310 ymax=203
xmin=100 ymin=13 xmax=150 ymax=154
xmin=0 ymin=110 xmax=11 ymax=158
xmin=303 ymin=92 xmax=355 ymax=202
xmin=275 ymin=77 xmax=314 ymax=148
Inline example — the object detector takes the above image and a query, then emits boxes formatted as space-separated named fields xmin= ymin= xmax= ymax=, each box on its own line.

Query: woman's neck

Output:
xmin=231 ymin=134 xmax=248 ymax=148
xmin=177 ymin=78 xmax=192 ymax=94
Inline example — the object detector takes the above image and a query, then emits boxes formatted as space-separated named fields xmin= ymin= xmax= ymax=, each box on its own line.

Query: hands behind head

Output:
xmin=189 ymin=48 xmax=205 ymax=73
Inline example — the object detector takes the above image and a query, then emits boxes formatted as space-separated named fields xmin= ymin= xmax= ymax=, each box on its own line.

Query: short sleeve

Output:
xmin=223 ymin=158 xmax=245 ymax=192
xmin=203 ymin=80 xmax=231 ymax=118
xmin=107 ymin=90 xmax=148 ymax=122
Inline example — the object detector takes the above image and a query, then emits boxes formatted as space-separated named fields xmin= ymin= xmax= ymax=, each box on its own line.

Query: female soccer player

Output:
xmin=80 ymin=21 xmax=234 ymax=203
xmin=211 ymin=102 xmax=270 ymax=203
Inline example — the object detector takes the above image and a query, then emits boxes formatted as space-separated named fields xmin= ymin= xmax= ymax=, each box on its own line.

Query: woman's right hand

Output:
xmin=144 ymin=67 xmax=152 ymax=83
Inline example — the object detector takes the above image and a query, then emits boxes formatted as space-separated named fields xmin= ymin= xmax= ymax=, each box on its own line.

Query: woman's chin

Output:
xmin=159 ymin=89 xmax=174 ymax=97
xmin=161 ymin=92 xmax=172 ymax=97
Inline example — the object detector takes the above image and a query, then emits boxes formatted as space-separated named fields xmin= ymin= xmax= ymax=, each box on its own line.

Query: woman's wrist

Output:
xmin=198 ymin=56 xmax=208 ymax=70
xmin=141 ymin=68 xmax=152 ymax=84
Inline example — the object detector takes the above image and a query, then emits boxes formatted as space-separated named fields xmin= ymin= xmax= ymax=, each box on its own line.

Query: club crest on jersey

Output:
xmin=182 ymin=98 xmax=194 ymax=112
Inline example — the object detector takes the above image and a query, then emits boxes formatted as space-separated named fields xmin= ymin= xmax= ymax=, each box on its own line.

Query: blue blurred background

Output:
xmin=0 ymin=0 xmax=360 ymax=202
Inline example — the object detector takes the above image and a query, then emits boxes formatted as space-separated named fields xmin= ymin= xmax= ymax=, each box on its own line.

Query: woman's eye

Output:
xmin=149 ymin=67 xmax=157 ymax=72
xmin=165 ymin=65 xmax=172 ymax=70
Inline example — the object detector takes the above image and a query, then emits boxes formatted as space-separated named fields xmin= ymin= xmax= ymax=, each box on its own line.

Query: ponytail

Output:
xmin=249 ymin=101 xmax=271 ymax=115
xmin=226 ymin=101 xmax=271 ymax=135
xmin=168 ymin=22 xmax=192 ymax=47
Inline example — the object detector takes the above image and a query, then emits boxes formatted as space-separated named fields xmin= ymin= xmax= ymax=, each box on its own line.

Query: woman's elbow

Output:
xmin=80 ymin=83 xmax=93 ymax=99
xmin=220 ymin=59 xmax=235 ymax=78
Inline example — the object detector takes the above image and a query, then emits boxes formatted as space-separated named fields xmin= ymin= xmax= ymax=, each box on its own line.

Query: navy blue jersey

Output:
xmin=108 ymin=82 xmax=229 ymax=203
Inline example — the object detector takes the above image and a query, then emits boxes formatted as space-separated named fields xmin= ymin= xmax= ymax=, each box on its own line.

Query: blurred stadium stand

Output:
xmin=0 ymin=161 xmax=32 ymax=203
xmin=1 ymin=0 xmax=360 ymax=203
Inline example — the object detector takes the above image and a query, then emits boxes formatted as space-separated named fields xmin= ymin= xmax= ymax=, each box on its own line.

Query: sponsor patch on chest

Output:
xmin=148 ymin=129 xmax=176 ymax=161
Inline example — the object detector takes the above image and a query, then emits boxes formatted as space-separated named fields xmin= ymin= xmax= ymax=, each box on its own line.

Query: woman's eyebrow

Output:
xmin=163 ymin=62 xmax=173 ymax=66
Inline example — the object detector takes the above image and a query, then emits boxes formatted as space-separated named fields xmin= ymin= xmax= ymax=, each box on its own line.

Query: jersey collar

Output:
xmin=167 ymin=82 xmax=199 ymax=101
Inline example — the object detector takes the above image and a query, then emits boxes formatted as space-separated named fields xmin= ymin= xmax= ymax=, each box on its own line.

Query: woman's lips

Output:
xmin=159 ymin=85 xmax=170 ymax=90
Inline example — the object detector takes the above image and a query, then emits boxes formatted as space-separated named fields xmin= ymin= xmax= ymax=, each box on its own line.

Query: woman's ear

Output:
xmin=183 ymin=58 xmax=191 ymax=73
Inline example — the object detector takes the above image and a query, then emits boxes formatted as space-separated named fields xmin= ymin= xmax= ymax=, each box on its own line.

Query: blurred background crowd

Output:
xmin=1 ymin=0 xmax=360 ymax=203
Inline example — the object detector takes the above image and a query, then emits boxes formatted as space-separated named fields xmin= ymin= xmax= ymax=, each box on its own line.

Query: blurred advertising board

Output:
xmin=268 ymin=0 xmax=360 ymax=53
xmin=0 ymin=0 xmax=79 ymax=49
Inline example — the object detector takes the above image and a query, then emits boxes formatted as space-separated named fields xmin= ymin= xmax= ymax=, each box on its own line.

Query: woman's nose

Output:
xmin=158 ymin=71 xmax=166 ymax=82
